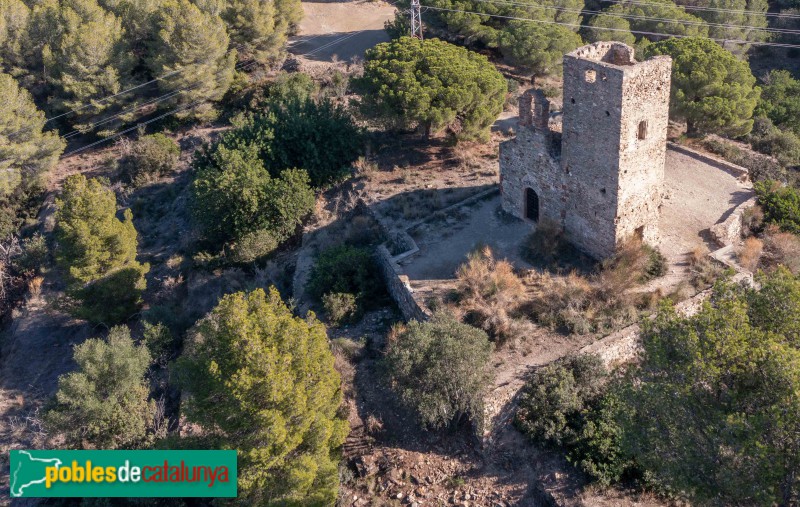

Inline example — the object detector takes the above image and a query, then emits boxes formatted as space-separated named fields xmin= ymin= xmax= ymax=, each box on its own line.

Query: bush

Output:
xmin=737 ymin=237 xmax=763 ymax=271
xmin=516 ymin=354 xmax=634 ymax=486
xmin=13 ymin=233 xmax=48 ymax=274
xmin=516 ymin=354 xmax=606 ymax=445
xmin=600 ymin=238 xmax=667 ymax=285
xmin=384 ymin=313 xmax=494 ymax=430
xmin=567 ymin=392 xmax=635 ymax=486
xmin=45 ymin=326 xmax=154 ymax=450
xmin=749 ymin=116 xmax=800 ymax=167
xmin=520 ymin=219 xmax=573 ymax=266
xmin=54 ymin=175 xmax=149 ymax=322
xmin=216 ymin=98 xmax=364 ymax=188
xmin=455 ymin=246 xmax=528 ymax=343
xmin=307 ymin=245 xmax=384 ymax=320
xmin=119 ymin=133 xmax=180 ymax=184
xmin=72 ymin=265 xmax=149 ymax=325
xmin=322 ymin=292 xmax=359 ymax=326
xmin=191 ymin=143 xmax=315 ymax=245
xmin=754 ymin=179 xmax=800 ymax=234
xmin=702 ymin=137 xmax=788 ymax=184
xmin=762 ymin=226 xmax=800 ymax=274
xmin=228 ymin=228 xmax=279 ymax=263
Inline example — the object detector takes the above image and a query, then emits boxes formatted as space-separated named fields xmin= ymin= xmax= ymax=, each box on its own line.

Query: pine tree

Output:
xmin=28 ymin=0 xmax=135 ymax=128
xmin=178 ymin=288 xmax=349 ymax=505
xmin=0 ymin=0 xmax=30 ymax=72
xmin=497 ymin=21 xmax=583 ymax=77
xmin=54 ymin=174 xmax=149 ymax=323
xmin=147 ymin=0 xmax=235 ymax=121
xmin=46 ymin=325 xmax=155 ymax=449
xmin=645 ymin=37 xmax=760 ymax=137
xmin=0 ymin=72 xmax=64 ymax=196
xmin=358 ymin=37 xmax=507 ymax=140
xmin=221 ymin=0 xmax=285 ymax=65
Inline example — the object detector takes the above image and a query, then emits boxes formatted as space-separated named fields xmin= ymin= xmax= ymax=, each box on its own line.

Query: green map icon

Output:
xmin=10 ymin=451 xmax=63 ymax=497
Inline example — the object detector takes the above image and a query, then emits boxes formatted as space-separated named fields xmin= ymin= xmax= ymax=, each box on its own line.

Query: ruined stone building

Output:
xmin=499 ymin=42 xmax=672 ymax=259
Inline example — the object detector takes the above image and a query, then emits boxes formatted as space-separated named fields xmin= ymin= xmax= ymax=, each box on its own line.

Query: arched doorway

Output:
xmin=525 ymin=188 xmax=539 ymax=222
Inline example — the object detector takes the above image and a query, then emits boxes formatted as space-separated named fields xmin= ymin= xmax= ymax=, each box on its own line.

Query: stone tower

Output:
xmin=560 ymin=42 xmax=672 ymax=258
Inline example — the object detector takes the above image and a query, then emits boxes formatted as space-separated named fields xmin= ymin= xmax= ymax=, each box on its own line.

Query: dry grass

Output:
xmin=454 ymin=246 xmax=529 ymax=344
xmin=737 ymin=237 xmax=764 ymax=272
xmin=688 ymin=243 xmax=725 ymax=288
xmin=761 ymin=225 xmax=800 ymax=274
xmin=521 ymin=239 xmax=667 ymax=335
xmin=27 ymin=276 xmax=43 ymax=296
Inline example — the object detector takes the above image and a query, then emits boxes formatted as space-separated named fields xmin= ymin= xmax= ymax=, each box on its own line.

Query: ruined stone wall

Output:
xmin=498 ymin=42 xmax=671 ymax=259
xmin=561 ymin=48 xmax=626 ymax=258
xmin=499 ymin=128 xmax=564 ymax=224
xmin=375 ymin=245 xmax=430 ymax=322
xmin=615 ymin=56 xmax=671 ymax=246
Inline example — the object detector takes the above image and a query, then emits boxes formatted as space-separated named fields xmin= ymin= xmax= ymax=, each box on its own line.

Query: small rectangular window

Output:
xmin=638 ymin=120 xmax=648 ymax=140
xmin=585 ymin=69 xmax=596 ymax=83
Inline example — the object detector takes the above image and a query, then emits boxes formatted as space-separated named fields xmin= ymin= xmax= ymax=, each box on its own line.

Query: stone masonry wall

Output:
xmin=375 ymin=245 xmax=430 ymax=322
xmin=499 ymin=42 xmax=672 ymax=260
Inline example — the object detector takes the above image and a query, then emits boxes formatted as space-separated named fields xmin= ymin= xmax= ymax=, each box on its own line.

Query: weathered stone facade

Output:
xmin=500 ymin=42 xmax=672 ymax=259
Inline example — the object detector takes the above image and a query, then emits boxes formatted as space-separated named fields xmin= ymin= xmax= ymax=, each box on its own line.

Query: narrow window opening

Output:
xmin=570 ymin=97 xmax=575 ymax=104
xmin=638 ymin=120 xmax=648 ymax=140
xmin=600 ymin=188 xmax=607 ymax=195
xmin=605 ymin=111 xmax=610 ymax=116
xmin=585 ymin=69 xmax=596 ymax=83
xmin=525 ymin=188 xmax=540 ymax=223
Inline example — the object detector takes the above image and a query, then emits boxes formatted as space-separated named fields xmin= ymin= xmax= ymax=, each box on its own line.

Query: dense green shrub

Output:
xmin=228 ymin=228 xmax=279 ymax=263
xmin=516 ymin=354 xmax=634 ymax=485
xmin=45 ymin=326 xmax=155 ymax=449
xmin=177 ymin=288 xmax=348 ymax=505
xmin=516 ymin=354 xmax=606 ymax=445
xmin=54 ymin=175 xmax=148 ymax=324
xmin=322 ymin=292 xmax=359 ymax=325
xmin=384 ymin=313 xmax=494 ymax=430
xmin=756 ymin=70 xmax=800 ymax=136
xmin=754 ymin=180 xmax=800 ymax=234
xmin=120 ymin=133 xmax=181 ymax=184
xmin=618 ymin=274 xmax=800 ymax=505
xmin=357 ymin=37 xmax=506 ymax=140
xmin=217 ymin=98 xmax=363 ymax=188
xmin=749 ymin=116 xmax=800 ymax=167
xmin=307 ymin=245 xmax=384 ymax=314
xmin=72 ymin=265 xmax=149 ymax=325
xmin=191 ymin=143 xmax=315 ymax=245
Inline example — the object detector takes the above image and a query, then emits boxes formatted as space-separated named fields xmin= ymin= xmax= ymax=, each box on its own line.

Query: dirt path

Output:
xmin=289 ymin=1 xmax=395 ymax=63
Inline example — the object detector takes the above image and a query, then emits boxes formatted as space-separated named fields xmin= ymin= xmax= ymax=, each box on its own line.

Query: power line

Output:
xmin=467 ymin=0 xmax=800 ymax=35
xmin=59 ymin=14 xmax=401 ymax=158
xmin=603 ymin=0 xmax=800 ymax=19
xmin=422 ymin=4 xmax=800 ymax=47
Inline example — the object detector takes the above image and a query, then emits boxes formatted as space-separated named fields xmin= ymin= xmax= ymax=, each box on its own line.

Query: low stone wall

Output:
xmin=709 ymin=197 xmax=756 ymax=247
xmin=579 ymin=287 xmax=713 ymax=367
xmin=375 ymin=245 xmax=430 ymax=322
xmin=667 ymin=142 xmax=750 ymax=179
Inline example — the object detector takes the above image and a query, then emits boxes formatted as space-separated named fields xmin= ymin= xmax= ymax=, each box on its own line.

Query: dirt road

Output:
xmin=289 ymin=1 xmax=396 ymax=62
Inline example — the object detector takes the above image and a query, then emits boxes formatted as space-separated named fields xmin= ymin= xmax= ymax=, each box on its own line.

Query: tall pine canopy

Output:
xmin=0 ymin=72 xmax=64 ymax=196
xmin=178 ymin=288 xmax=348 ymax=505
xmin=358 ymin=37 xmax=506 ymax=140
xmin=147 ymin=0 xmax=235 ymax=121
xmin=645 ymin=37 xmax=760 ymax=137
